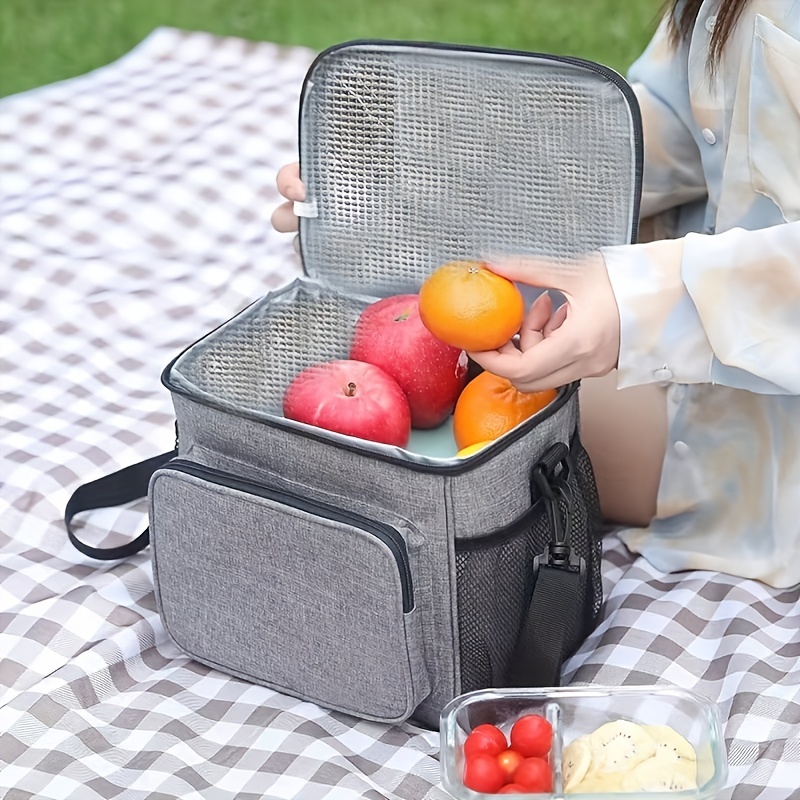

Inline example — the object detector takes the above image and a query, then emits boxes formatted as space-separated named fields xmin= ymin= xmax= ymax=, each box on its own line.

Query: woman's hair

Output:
xmin=668 ymin=0 xmax=750 ymax=66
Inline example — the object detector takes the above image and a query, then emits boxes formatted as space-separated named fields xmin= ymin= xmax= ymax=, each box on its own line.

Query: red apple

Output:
xmin=283 ymin=359 xmax=411 ymax=447
xmin=350 ymin=294 xmax=469 ymax=429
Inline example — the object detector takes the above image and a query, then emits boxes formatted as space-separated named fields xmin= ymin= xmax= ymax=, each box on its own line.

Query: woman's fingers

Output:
xmin=276 ymin=162 xmax=304 ymax=201
xmin=509 ymin=361 xmax=583 ymax=393
xmin=485 ymin=254 xmax=577 ymax=295
xmin=274 ymin=162 xmax=306 ymax=232
xmin=470 ymin=331 xmax=567 ymax=384
xmin=519 ymin=291 xmax=553 ymax=351
xmin=471 ymin=294 xmax=572 ymax=385
xmin=518 ymin=294 xmax=568 ymax=351
xmin=271 ymin=201 xmax=300 ymax=233
xmin=543 ymin=301 xmax=569 ymax=337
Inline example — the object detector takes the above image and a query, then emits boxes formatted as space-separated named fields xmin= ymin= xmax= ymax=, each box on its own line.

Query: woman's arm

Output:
xmin=627 ymin=17 xmax=708 ymax=218
xmin=604 ymin=222 xmax=800 ymax=395
xmin=468 ymin=221 xmax=800 ymax=397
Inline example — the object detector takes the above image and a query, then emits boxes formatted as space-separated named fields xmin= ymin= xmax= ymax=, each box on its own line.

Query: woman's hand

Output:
xmin=468 ymin=253 xmax=622 ymax=392
xmin=271 ymin=161 xmax=305 ymax=232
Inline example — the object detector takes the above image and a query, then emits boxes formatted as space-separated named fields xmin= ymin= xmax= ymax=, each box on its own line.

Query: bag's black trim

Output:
xmin=297 ymin=38 xmax=644 ymax=250
xmin=166 ymin=459 xmax=415 ymax=613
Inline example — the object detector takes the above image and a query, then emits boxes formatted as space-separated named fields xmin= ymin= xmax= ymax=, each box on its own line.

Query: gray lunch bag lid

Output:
xmin=295 ymin=40 xmax=642 ymax=298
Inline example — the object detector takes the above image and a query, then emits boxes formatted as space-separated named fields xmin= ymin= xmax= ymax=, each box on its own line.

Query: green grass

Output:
xmin=0 ymin=0 xmax=664 ymax=98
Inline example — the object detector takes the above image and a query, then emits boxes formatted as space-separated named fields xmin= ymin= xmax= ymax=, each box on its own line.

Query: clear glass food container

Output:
xmin=439 ymin=686 xmax=728 ymax=799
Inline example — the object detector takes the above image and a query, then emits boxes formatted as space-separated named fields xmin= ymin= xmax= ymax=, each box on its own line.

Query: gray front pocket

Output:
xmin=149 ymin=460 xmax=430 ymax=723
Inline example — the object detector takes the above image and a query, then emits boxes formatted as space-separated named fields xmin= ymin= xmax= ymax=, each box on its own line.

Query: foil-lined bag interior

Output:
xmin=169 ymin=41 xmax=643 ymax=463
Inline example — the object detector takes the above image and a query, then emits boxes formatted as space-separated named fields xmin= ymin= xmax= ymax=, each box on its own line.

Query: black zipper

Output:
xmin=166 ymin=458 xmax=414 ymax=612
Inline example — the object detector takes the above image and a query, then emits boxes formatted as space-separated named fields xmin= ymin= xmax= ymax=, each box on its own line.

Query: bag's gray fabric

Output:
xmin=151 ymin=468 xmax=430 ymax=723
xmin=152 ymin=365 xmax=600 ymax=726
xmin=149 ymin=40 xmax=638 ymax=726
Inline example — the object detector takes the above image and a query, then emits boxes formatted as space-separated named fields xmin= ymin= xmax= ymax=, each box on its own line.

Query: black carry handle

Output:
xmin=506 ymin=443 xmax=589 ymax=687
xmin=64 ymin=450 xmax=176 ymax=560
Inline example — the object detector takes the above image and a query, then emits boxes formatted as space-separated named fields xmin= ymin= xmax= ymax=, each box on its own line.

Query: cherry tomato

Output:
xmin=462 ymin=753 xmax=507 ymax=794
xmin=496 ymin=748 xmax=525 ymax=782
xmin=509 ymin=714 xmax=553 ymax=758
xmin=463 ymin=724 xmax=507 ymax=758
xmin=498 ymin=785 xmax=529 ymax=795
xmin=514 ymin=757 xmax=553 ymax=793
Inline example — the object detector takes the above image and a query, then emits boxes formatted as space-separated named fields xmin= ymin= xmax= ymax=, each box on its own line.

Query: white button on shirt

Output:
xmin=674 ymin=441 xmax=691 ymax=458
xmin=702 ymin=128 xmax=717 ymax=145
xmin=705 ymin=15 xmax=717 ymax=33
xmin=654 ymin=367 xmax=673 ymax=383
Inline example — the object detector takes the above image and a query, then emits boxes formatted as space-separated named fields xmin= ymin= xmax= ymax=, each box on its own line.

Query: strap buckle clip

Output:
xmin=531 ymin=448 xmax=585 ymax=578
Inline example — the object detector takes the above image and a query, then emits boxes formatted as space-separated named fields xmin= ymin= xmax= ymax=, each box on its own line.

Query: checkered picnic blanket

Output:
xmin=2 ymin=27 xmax=799 ymax=800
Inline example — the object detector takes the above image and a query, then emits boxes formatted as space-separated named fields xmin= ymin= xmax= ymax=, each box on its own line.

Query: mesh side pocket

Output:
xmin=454 ymin=435 xmax=603 ymax=695
xmin=572 ymin=435 xmax=604 ymax=622
xmin=455 ymin=507 xmax=553 ymax=694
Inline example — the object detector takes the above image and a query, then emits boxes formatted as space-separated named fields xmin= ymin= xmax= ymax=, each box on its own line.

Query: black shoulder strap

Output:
xmin=507 ymin=561 xmax=586 ymax=687
xmin=506 ymin=443 xmax=591 ymax=687
xmin=64 ymin=450 xmax=176 ymax=560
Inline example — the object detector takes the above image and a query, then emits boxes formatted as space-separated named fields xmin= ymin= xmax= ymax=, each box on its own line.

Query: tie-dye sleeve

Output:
xmin=628 ymin=19 xmax=707 ymax=218
xmin=602 ymin=222 xmax=800 ymax=395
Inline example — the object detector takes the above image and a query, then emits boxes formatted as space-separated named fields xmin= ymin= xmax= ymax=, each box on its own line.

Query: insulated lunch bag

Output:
xmin=65 ymin=40 xmax=643 ymax=729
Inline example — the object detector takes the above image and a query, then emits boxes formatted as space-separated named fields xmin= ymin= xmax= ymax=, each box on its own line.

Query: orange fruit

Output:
xmin=453 ymin=371 xmax=558 ymax=450
xmin=418 ymin=260 xmax=525 ymax=351
xmin=456 ymin=440 xmax=494 ymax=458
